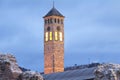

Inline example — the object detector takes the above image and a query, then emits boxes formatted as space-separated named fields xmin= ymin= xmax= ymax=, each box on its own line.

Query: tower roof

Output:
xmin=44 ymin=7 xmax=64 ymax=18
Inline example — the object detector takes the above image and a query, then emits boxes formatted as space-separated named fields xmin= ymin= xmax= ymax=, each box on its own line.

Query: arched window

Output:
xmin=50 ymin=18 xmax=52 ymax=23
xmin=48 ymin=19 xmax=50 ymax=24
xmin=45 ymin=32 xmax=48 ymax=41
xmin=59 ymin=32 xmax=62 ymax=41
xmin=50 ymin=32 xmax=52 ymax=40
xmin=58 ymin=19 xmax=60 ymax=24
xmin=54 ymin=18 xmax=56 ymax=23
xmin=55 ymin=31 xmax=58 ymax=40
xmin=45 ymin=20 xmax=47 ymax=24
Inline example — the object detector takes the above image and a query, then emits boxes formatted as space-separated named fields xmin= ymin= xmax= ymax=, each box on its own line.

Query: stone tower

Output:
xmin=43 ymin=6 xmax=64 ymax=74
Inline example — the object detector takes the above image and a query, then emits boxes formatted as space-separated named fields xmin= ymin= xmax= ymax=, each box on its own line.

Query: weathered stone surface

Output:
xmin=94 ymin=63 xmax=120 ymax=80
xmin=18 ymin=71 xmax=43 ymax=80
xmin=0 ymin=54 xmax=22 ymax=80
xmin=0 ymin=54 xmax=43 ymax=80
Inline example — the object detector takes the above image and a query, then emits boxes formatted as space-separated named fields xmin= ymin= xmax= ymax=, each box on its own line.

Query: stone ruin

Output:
xmin=0 ymin=53 xmax=43 ymax=80
xmin=94 ymin=63 xmax=120 ymax=80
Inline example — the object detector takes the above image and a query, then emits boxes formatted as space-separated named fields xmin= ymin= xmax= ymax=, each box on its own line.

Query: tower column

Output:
xmin=43 ymin=7 xmax=65 ymax=74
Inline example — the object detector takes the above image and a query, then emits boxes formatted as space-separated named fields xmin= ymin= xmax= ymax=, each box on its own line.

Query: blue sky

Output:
xmin=0 ymin=0 xmax=120 ymax=72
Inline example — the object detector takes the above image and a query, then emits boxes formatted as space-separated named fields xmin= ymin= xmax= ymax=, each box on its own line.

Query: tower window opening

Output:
xmin=48 ymin=19 xmax=50 ymax=24
xmin=54 ymin=18 xmax=56 ymax=23
xmin=59 ymin=32 xmax=62 ymax=41
xmin=45 ymin=32 xmax=48 ymax=41
xmin=58 ymin=19 xmax=60 ymax=24
xmin=61 ymin=19 xmax=63 ymax=24
xmin=45 ymin=20 xmax=47 ymax=24
xmin=50 ymin=32 xmax=52 ymax=40
xmin=55 ymin=32 xmax=58 ymax=40
xmin=47 ymin=20 xmax=48 ymax=24
xmin=50 ymin=18 xmax=52 ymax=23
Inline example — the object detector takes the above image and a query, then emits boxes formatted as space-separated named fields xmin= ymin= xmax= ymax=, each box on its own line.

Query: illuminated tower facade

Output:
xmin=43 ymin=6 xmax=64 ymax=74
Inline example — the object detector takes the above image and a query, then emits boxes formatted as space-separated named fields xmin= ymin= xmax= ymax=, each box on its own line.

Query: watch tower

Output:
xmin=43 ymin=6 xmax=65 ymax=74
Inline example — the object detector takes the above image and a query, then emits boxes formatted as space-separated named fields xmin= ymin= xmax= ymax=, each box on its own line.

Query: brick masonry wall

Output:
xmin=44 ymin=16 xmax=64 ymax=74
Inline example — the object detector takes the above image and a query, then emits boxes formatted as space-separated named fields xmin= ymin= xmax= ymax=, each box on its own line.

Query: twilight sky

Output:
xmin=0 ymin=0 xmax=120 ymax=72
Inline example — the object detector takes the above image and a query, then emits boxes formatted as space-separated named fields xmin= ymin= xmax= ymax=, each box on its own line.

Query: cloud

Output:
xmin=64 ymin=0 xmax=120 ymax=55
xmin=0 ymin=0 xmax=120 ymax=71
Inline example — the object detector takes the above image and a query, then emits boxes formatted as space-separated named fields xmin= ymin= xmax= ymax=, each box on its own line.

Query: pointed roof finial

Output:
xmin=53 ymin=0 xmax=55 ymax=8
xmin=43 ymin=1 xmax=64 ymax=18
